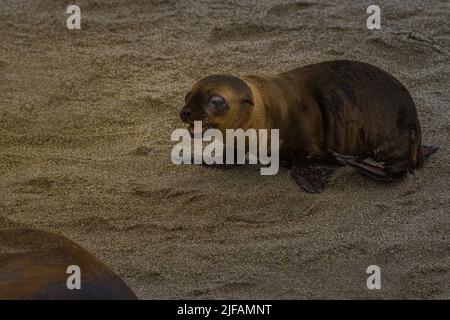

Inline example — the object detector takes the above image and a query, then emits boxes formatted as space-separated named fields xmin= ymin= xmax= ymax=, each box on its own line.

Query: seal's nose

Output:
xmin=180 ymin=108 xmax=191 ymax=122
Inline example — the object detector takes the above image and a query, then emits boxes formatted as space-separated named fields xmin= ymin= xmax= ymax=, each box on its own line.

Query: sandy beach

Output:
xmin=0 ymin=0 xmax=449 ymax=299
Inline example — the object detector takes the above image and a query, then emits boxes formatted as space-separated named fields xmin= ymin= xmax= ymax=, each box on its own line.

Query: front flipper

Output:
xmin=290 ymin=165 xmax=336 ymax=193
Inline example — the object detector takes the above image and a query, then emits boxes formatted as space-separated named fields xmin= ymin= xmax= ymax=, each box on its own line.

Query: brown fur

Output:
xmin=181 ymin=60 xmax=437 ymax=180
xmin=0 ymin=229 xmax=137 ymax=300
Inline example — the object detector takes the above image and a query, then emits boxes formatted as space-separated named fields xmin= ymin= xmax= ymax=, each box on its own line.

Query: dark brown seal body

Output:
xmin=180 ymin=60 xmax=437 ymax=192
xmin=0 ymin=229 xmax=137 ymax=300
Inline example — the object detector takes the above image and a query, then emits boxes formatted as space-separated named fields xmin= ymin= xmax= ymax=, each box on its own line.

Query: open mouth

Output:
xmin=188 ymin=122 xmax=212 ymax=136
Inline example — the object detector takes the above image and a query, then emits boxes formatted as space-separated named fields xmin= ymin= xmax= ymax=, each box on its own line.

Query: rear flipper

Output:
xmin=291 ymin=164 xmax=336 ymax=193
xmin=329 ymin=151 xmax=408 ymax=182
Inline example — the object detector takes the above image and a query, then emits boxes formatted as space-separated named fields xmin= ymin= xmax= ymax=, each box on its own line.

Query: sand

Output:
xmin=0 ymin=0 xmax=449 ymax=299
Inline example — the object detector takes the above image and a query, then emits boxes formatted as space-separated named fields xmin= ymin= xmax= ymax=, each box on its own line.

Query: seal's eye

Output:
xmin=209 ymin=95 xmax=226 ymax=110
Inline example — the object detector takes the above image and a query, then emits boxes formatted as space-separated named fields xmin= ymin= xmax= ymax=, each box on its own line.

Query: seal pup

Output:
xmin=0 ymin=228 xmax=137 ymax=300
xmin=180 ymin=60 xmax=438 ymax=192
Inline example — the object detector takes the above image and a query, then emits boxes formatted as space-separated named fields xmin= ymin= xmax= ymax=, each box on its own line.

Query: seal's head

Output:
xmin=180 ymin=75 xmax=254 ymax=135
